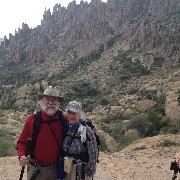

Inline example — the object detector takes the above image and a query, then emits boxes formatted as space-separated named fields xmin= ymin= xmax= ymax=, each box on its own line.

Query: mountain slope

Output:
xmin=0 ymin=0 xmax=179 ymax=111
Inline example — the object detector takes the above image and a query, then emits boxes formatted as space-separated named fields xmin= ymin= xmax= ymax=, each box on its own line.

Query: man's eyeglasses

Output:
xmin=44 ymin=97 xmax=58 ymax=103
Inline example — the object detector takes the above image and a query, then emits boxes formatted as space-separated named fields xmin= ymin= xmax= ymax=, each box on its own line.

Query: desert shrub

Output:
xmin=1 ymin=102 xmax=14 ymax=110
xmin=99 ymin=136 xmax=109 ymax=152
xmin=177 ymin=90 xmax=180 ymax=106
xmin=155 ymin=93 xmax=166 ymax=115
xmin=110 ymin=50 xmax=149 ymax=82
xmin=101 ymin=124 xmax=113 ymax=134
xmin=128 ymin=113 xmax=150 ymax=137
xmin=0 ymin=118 xmax=6 ymax=125
xmin=127 ymin=88 xmax=139 ymax=95
xmin=0 ymin=128 xmax=11 ymax=137
xmin=122 ymin=129 xmax=140 ymax=146
xmin=111 ymin=123 xmax=124 ymax=142
xmin=139 ymin=89 xmax=157 ymax=97
xmin=161 ymin=122 xmax=180 ymax=134
xmin=82 ymin=99 xmax=97 ymax=112
xmin=72 ymin=81 xmax=99 ymax=98
xmin=118 ymin=129 xmax=141 ymax=150
xmin=147 ymin=111 xmax=162 ymax=133
xmin=100 ymin=98 xmax=109 ymax=105
xmin=107 ymin=35 xmax=118 ymax=48
xmin=156 ymin=139 xmax=180 ymax=147
xmin=153 ymin=56 xmax=165 ymax=67
xmin=0 ymin=137 xmax=16 ymax=157
xmin=128 ymin=110 xmax=171 ymax=137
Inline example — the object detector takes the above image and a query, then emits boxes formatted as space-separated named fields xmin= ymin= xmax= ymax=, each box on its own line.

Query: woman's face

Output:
xmin=66 ymin=110 xmax=81 ymax=125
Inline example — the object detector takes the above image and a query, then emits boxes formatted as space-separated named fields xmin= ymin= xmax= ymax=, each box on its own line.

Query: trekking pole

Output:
xmin=19 ymin=138 xmax=31 ymax=180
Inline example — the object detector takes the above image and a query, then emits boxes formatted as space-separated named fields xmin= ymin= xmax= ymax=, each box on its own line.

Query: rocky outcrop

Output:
xmin=14 ymin=81 xmax=48 ymax=111
xmin=1 ymin=0 xmax=179 ymax=67
xmin=99 ymin=130 xmax=118 ymax=152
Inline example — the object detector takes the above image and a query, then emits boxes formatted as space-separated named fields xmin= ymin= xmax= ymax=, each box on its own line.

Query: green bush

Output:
xmin=0 ymin=118 xmax=6 ymax=125
xmin=121 ymin=129 xmax=140 ymax=148
xmin=107 ymin=35 xmax=118 ymax=48
xmin=128 ymin=113 xmax=150 ymax=137
xmin=127 ymin=88 xmax=138 ymax=95
xmin=100 ymin=98 xmax=109 ymax=105
xmin=156 ymin=139 xmax=180 ymax=147
xmin=1 ymin=102 xmax=14 ymax=110
xmin=72 ymin=81 xmax=99 ymax=98
xmin=153 ymin=56 xmax=165 ymax=68
xmin=99 ymin=136 xmax=109 ymax=152
xmin=101 ymin=124 xmax=113 ymax=134
xmin=0 ymin=137 xmax=16 ymax=157
xmin=111 ymin=123 xmax=124 ymax=142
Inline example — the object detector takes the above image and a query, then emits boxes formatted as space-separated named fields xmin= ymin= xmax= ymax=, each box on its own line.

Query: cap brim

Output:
xmin=38 ymin=94 xmax=64 ymax=102
xmin=66 ymin=108 xmax=80 ymax=113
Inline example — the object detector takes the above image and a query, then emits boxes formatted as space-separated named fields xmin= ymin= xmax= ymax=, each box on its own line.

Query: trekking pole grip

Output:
xmin=19 ymin=138 xmax=31 ymax=180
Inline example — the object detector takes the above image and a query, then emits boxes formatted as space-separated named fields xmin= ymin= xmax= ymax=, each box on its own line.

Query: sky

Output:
xmin=0 ymin=0 xmax=107 ymax=38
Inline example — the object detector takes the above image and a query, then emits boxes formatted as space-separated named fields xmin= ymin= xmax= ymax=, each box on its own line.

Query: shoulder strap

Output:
xmin=30 ymin=111 xmax=42 ymax=159
xmin=30 ymin=110 xmax=65 ymax=159
xmin=57 ymin=110 xmax=67 ymax=128
xmin=66 ymin=128 xmax=79 ymax=153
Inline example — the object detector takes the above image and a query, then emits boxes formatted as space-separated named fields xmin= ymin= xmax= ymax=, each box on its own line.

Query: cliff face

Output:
xmin=1 ymin=0 xmax=179 ymax=66
xmin=0 ymin=0 xmax=179 ymax=123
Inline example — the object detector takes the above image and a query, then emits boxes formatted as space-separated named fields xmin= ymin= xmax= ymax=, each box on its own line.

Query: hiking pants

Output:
xmin=27 ymin=163 xmax=57 ymax=180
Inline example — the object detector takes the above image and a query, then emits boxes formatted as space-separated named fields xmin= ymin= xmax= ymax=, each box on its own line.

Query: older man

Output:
xmin=16 ymin=86 xmax=65 ymax=180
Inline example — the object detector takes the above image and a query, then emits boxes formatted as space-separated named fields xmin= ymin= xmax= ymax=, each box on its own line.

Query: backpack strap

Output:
xmin=30 ymin=111 xmax=42 ymax=159
xmin=57 ymin=110 xmax=67 ymax=129
xmin=30 ymin=110 xmax=66 ymax=159
xmin=66 ymin=128 xmax=79 ymax=154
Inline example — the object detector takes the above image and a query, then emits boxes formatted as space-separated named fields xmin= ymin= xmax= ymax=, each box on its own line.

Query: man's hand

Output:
xmin=19 ymin=155 xmax=29 ymax=167
xmin=93 ymin=125 xmax=99 ymax=135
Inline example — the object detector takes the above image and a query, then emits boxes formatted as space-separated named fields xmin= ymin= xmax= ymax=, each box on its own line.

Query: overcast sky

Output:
xmin=0 ymin=0 xmax=107 ymax=38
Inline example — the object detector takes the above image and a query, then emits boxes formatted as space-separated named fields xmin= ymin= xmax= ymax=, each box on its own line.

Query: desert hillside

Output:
xmin=0 ymin=134 xmax=179 ymax=180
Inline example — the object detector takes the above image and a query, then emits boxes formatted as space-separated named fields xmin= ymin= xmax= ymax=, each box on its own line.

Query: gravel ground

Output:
xmin=0 ymin=150 xmax=176 ymax=180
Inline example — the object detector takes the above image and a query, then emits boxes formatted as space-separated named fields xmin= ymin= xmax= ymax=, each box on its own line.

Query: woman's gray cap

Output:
xmin=38 ymin=86 xmax=64 ymax=101
xmin=66 ymin=101 xmax=82 ymax=113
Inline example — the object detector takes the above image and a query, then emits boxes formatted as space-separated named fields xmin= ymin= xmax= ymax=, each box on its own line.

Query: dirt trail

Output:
xmin=0 ymin=150 xmax=175 ymax=180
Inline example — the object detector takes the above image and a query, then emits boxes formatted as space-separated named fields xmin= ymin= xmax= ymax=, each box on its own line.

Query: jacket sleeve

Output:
xmin=84 ymin=126 xmax=98 ymax=177
xmin=16 ymin=114 xmax=34 ymax=159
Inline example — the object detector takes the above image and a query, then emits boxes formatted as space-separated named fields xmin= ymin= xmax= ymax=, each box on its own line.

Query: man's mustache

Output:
xmin=46 ymin=105 xmax=56 ymax=109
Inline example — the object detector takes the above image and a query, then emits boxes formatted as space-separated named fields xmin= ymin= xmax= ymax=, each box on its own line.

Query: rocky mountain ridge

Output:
xmin=1 ymin=0 xmax=179 ymax=65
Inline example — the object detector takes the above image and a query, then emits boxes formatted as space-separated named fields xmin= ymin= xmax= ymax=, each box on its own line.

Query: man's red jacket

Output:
xmin=16 ymin=109 xmax=63 ymax=164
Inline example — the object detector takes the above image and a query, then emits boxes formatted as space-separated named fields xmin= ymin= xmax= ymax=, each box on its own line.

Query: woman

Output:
xmin=63 ymin=101 xmax=98 ymax=180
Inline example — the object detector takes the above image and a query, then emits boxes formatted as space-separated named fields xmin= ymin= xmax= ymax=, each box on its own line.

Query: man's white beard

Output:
xmin=41 ymin=102 xmax=59 ymax=116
